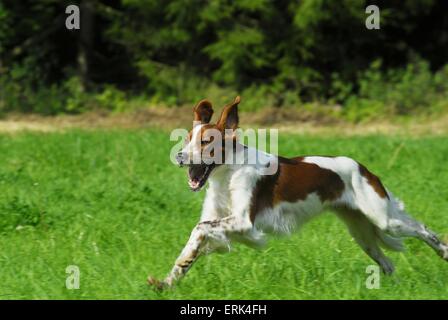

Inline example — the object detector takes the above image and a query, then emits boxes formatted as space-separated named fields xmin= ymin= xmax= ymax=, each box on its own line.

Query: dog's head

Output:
xmin=176 ymin=96 xmax=241 ymax=191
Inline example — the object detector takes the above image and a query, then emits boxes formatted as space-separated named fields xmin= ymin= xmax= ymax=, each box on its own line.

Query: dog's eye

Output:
xmin=201 ymin=140 xmax=209 ymax=145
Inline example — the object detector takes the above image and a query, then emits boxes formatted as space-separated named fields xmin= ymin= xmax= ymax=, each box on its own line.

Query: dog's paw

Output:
xmin=381 ymin=263 xmax=395 ymax=275
xmin=147 ymin=276 xmax=167 ymax=291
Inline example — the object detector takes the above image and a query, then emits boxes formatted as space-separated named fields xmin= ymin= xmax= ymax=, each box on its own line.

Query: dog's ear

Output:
xmin=193 ymin=99 xmax=214 ymax=125
xmin=217 ymin=96 xmax=240 ymax=130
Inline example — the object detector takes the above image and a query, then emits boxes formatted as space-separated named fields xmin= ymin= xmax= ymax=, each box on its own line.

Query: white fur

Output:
xmin=181 ymin=124 xmax=204 ymax=163
xmin=255 ymin=193 xmax=324 ymax=234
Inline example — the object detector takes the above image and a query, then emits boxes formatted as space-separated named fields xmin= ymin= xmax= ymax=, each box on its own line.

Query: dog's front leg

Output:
xmin=148 ymin=215 xmax=251 ymax=289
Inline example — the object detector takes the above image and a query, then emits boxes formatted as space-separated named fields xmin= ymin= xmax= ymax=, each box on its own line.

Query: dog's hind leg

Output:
xmin=386 ymin=210 xmax=448 ymax=261
xmin=349 ymin=164 xmax=448 ymax=264
xmin=335 ymin=207 xmax=396 ymax=274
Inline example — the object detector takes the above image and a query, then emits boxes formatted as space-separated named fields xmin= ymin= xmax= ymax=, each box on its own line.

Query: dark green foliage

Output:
xmin=1 ymin=0 xmax=448 ymax=117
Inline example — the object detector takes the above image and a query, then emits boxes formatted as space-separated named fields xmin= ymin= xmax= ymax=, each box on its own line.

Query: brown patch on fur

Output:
xmin=278 ymin=156 xmax=300 ymax=165
xmin=274 ymin=157 xmax=345 ymax=205
xmin=198 ymin=233 xmax=206 ymax=242
xmin=249 ymin=156 xmax=345 ymax=222
xmin=200 ymin=220 xmax=220 ymax=228
xmin=216 ymin=96 xmax=240 ymax=130
xmin=249 ymin=168 xmax=280 ymax=223
xmin=358 ymin=163 xmax=389 ymax=199
xmin=199 ymin=123 xmax=218 ymax=141
xmin=193 ymin=99 xmax=214 ymax=124
xmin=147 ymin=276 xmax=166 ymax=290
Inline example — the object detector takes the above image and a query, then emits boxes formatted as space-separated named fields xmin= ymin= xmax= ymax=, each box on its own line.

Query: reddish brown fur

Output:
xmin=193 ymin=100 xmax=214 ymax=124
xmin=216 ymin=96 xmax=240 ymax=130
xmin=249 ymin=157 xmax=345 ymax=222
xmin=249 ymin=169 xmax=279 ymax=223
xmin=274 ymin=157 xmax=345 ymax=204
xmin=358 ymin=163 xmax=389 ymax=199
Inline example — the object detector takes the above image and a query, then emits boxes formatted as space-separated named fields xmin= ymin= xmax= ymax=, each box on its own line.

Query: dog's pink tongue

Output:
xmin=188 ymin=179 xmax=200 ymax=189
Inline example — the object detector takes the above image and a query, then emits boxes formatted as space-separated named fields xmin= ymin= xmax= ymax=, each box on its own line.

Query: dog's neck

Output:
xmin=208 ymin=142 xmax=277 ymax=185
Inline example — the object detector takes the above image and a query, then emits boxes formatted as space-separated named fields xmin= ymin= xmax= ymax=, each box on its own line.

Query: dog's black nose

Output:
xmin=176 ymin=152 xmax=186 ymax=166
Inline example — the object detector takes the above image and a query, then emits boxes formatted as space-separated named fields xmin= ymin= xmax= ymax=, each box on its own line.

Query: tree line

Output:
xmin=1 ymin=0 xmax=447 ymax=117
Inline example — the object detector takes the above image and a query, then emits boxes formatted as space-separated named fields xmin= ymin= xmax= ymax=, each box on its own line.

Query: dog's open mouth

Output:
xmin=188 ymin=164 xmax=214 ymax=192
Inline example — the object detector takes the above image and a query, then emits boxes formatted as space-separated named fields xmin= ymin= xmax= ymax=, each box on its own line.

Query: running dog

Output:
xmin=148 ymin=96 xmax=448 ymax=289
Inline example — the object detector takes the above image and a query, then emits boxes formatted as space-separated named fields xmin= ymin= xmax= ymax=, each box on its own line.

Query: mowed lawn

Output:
xmin=0 ymin=129 xmax=447 ymax=299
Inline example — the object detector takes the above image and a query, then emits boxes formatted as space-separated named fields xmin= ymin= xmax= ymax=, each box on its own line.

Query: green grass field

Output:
xmin=0 ymin=129 xmax=447 ymax=299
